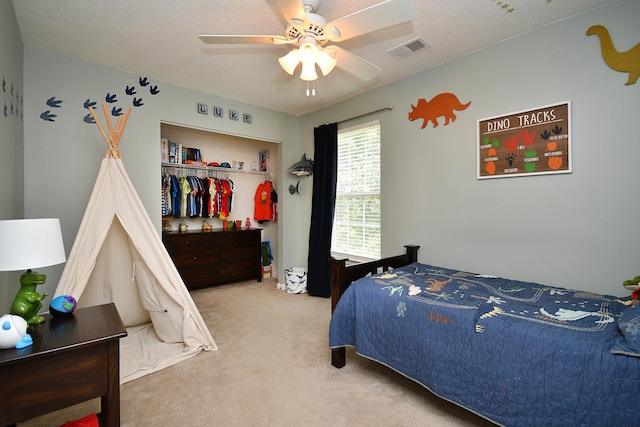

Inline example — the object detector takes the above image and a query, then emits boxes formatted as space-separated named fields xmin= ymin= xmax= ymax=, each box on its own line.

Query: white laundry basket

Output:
xmin=284 ymin=267 xmax=308 ymax=294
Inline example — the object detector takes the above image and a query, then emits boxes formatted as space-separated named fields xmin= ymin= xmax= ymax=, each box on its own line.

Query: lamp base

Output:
xmin=10 ymin=269 xmax=49 ymax=325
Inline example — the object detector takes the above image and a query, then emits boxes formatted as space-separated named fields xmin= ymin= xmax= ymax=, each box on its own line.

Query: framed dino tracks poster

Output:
xmin=477 ymin=101 xmax=571 ymax=179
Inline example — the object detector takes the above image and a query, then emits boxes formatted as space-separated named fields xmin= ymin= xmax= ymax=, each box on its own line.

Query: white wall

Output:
xmin=14 ymin=47 xmax=306 ymax=311
xmin=0 ymin=0 xmax=24 ymax=308
xmin=301 ymin=0 xmax=640 ymax=297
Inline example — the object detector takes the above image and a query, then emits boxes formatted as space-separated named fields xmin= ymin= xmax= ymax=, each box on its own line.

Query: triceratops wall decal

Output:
xmin=408 ymin=93 xmax=471 ymax=129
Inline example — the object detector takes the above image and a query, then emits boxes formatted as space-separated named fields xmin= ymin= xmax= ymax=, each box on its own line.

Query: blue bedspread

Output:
xmin=329 ymin=263 xmax=640 ymax=426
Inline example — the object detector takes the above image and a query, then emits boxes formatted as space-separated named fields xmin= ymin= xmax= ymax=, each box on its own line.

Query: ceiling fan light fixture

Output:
xmin=298 ymin=37 xmax=319 ymax=64
xmin=300 ymin=61 xmax=318 ymax=81
xmin=199 ymin=0 xmax=418 ymax=88
xmin=278 ymin=49 xmax=300 ymax=75
xmin=316 ymin=48 xmax=337 ymax=76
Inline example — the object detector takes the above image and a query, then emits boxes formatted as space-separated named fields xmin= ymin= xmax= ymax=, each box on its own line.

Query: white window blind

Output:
xmin=331 ymin=120 xmax=381 ymax=260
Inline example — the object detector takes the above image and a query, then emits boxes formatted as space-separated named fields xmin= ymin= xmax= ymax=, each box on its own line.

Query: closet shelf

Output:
xmin=161 ymin=162 xmax=269 ymax=176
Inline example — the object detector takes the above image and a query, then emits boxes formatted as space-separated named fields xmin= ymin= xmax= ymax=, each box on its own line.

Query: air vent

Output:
xmin=387 ymin=37 xmax=431 ymax=59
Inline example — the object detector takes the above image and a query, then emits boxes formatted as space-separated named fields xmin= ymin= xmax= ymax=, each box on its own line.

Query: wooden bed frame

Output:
xmin=330 ymin=244 xmax=420 ymax=368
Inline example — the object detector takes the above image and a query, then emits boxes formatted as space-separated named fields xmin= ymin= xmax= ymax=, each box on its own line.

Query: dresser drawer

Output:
xmin=163 ymin=233 xmax=203 ymax=254
xmin=219 ymin=245 xmax=258 ymax=262
xmin=169 ymin=251 xmax=211 ymax=268
xmin=178 ymin=266 xmax=219 ymax=288
xmin=219 ymin=260 xmax=259 ymax=281
xmin=233 ymin=230 xmax=261 ymax=247
xmin=202 ymin=231 xmax=234 ymax=247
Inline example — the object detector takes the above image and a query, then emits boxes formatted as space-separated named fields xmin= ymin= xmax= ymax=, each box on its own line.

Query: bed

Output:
xmin=329 ymin=245 xmax=640 ymax=426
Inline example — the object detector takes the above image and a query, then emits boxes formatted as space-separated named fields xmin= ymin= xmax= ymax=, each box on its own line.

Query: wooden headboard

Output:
xmin=330 ymin=245 xmax=420 ymax=313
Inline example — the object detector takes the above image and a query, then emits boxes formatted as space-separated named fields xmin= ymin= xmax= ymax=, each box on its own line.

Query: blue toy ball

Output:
xmin=49 ymin=295 xmax=77 ymax=317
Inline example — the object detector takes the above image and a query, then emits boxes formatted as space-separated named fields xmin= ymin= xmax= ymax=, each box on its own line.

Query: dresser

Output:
xmin=0 ymin=303 xmax=126 ymax=427
xmin=163 ymin=228 xmax=262 ymax=289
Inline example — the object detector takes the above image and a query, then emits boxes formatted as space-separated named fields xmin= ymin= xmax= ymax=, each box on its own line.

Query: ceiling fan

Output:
xmin=199 ymin=0 xmax=416 ymax=88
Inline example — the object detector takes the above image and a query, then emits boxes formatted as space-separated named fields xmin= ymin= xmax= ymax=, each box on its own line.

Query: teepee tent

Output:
xmin=55 ymin=105 xmax=217 ymax=384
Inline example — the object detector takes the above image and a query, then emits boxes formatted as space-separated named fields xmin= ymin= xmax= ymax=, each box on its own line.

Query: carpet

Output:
xmin=20 ymin=279 xmax=496 ymax=426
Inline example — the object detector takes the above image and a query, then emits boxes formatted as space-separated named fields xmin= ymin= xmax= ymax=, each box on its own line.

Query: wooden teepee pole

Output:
xmin=88 ymin=104 xmax=131 ymax=159
xmin=113 ymin=107 xmax=131 ymax=147
xmin=102 ymin=103 xmax=115 ymax=140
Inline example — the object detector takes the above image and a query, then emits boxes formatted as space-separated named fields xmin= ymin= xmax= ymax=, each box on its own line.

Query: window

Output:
xmin=331 ymin=120 xmax=381 ymax=260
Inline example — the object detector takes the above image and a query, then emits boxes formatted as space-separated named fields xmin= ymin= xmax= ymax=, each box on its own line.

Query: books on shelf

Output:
xmin=163 ymin=139 xmax=198 ymax=165
xmin=169 ymin=141 xmax=179 ymax=164
xmin=161 ymin=138 xmax=169 ymax=163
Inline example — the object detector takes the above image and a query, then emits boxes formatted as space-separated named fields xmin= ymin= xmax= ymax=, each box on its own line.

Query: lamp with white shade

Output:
xmin=0 ymin=218 xmax=66 ymax=325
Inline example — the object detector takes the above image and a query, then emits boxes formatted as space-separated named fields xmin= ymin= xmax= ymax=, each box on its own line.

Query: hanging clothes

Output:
xmin=270 ymin=183 xmax=278 ymax=222
xmin=162 ymin=174 xmax=172 ymax=216
xmin=254 ymin=180 xmax=277 ymax=222
xmin=162 ymin=172 xmax=236 ymax=220
xmin=227 ymin=179 xmax=235 ymax=213
xmin=171 ymin=175 xmax=181 ymax=218
xmin=201 ymin=177 xmax=211 ymax=218
xmin=209 ymin=178 xmax=218 ymax=217
xmin=218 ymin=179 xmax=231 ymax=219
xmin=188 ymin=175 xmax=202 ymax=218
xmin=179 ymin=176 xmax=190 ymax=218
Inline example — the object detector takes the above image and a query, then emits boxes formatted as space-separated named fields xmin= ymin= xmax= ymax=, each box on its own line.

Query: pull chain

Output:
xmin=306 ymin=81 xmax=316 ymax=97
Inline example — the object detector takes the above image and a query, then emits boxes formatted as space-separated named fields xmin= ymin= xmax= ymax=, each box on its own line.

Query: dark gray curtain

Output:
xmin=306 ymin=123 xmax=338 ymax=297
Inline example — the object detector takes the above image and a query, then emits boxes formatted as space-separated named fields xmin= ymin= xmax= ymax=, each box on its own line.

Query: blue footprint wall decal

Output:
xmin=46 ymin=96 xmax=62 ymax=108
xmin=40 ymin=110 xmax=57 ymax=122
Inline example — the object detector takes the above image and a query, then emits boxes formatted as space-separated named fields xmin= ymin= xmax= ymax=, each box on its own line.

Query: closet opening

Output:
xmin=160 ymin=122 xmax=280 ymax=283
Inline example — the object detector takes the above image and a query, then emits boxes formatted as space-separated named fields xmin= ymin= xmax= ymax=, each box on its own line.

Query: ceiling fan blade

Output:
xmin=327 ymin=46 xmax=382 ymax=81
xmin=273 ymin=0 xmax=308 ymax=26
xmin=325 ymin=0 xmax=416 ymax=42
xmin=199 ymin=35 xmax=290 ymax=45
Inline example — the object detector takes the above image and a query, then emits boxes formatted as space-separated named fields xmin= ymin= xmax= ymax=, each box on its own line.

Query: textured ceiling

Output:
xmin=12 ymin=0 xmax=616 ymax=116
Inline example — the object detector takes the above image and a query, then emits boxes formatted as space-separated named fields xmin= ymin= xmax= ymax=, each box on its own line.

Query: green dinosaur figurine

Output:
xmin=10 ymin=270 xmax=49 ymax=325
